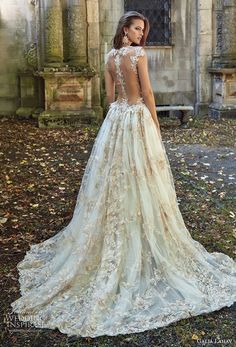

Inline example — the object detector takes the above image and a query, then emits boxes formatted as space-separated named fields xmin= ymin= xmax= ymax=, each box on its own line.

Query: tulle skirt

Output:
xmin=10 ymin=100 xmax=236 ymax=337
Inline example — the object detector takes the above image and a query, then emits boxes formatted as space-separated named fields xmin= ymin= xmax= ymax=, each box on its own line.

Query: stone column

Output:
xmin=195 ymin=0 xmax=213 ymax=115
xmin=212 ymin=0 xmax=223 ymax=65
xmin=86 ymin=0 xmax=103 ymax=119
xmin=45 ymin=0 xmax=64 ymax=66
xmin=221 ymin=0 xmax=236 ymax=66
xmin=67 ymin=0 xmax=87 ymax=65
xmin=208 ymin=0 xmax=236 ymax=118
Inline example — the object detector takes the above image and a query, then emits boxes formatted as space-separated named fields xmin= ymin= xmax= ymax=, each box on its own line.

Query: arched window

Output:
xmin=124 ymin=0 xmax=172 ymax=46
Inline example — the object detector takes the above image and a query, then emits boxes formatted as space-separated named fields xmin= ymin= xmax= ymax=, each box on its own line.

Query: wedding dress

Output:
xmin=11 ymin=45 xmax=236 ymax=338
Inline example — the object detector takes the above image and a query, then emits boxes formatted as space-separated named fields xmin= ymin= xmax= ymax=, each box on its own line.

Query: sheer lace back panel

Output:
xmin=105 ymin=46 xmax=145 ymax=105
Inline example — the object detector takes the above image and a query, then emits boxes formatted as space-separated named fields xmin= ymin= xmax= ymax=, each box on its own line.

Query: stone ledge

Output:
xmin=208 ymin=67 xmax=236 ymax=74
xmin=38 ymin=109 xmax=100 ymax=128
xmin=208 ymin=105 xmax=236 ymax=120
xmin=16 ymin=107 xmax=36 ymax=119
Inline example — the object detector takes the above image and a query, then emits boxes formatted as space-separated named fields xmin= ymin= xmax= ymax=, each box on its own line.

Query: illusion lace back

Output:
xmin=105 ymin=45 xmax=145 ymax=105
xmin=11 ymin=46 xmax=236 ymax=338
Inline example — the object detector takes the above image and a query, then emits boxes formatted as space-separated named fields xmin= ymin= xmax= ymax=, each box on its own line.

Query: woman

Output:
xmin=11 ymin=11 xmax=236 ymax=338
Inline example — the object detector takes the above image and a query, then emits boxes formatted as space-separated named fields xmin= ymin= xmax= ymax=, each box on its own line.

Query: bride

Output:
xmin=11 ymin=11 xmax=236 ymax=338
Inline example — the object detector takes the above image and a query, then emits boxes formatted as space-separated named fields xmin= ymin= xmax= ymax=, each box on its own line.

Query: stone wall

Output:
xmin=208 ymin=0 xmax=236 ymax=118
xmin=99 ymin=0 xmax=124 ymax=109
xmin=0 ymin=0 xmax=223 ymax=118
xmin=0 ymin=0 xmax=36 ymax=116
xmin=0 ymin=0 xmax=102 ymax=121
xmin=196 ymin=0 xmax=213 ymax=114
xmin=99 ymin=0 xmax=215 ymax=114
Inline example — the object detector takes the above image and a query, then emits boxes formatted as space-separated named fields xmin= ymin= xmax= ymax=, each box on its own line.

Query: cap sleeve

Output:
xmin=130 ymin=46 xmax=146 ymax=72
xmin=105 ymin=49 xmax=115 ymax=66
xmin=136 ymin=46 xmax=146 ymax=58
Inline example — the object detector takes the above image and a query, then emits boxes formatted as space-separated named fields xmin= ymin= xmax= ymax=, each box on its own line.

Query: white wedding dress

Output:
xmin=11 ymin=46 xmax=236 ymax=338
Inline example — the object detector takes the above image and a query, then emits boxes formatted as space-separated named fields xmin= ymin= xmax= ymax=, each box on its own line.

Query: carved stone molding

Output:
xmin=221 ymin=3 xmax=236 ymax=61
xmin=215 ymin=0 xmax=223 ymax=9
xmin=25 ymin=42 xmax=38 ymax=69
xmin=213 ymin=0 xmax=236 ymax=66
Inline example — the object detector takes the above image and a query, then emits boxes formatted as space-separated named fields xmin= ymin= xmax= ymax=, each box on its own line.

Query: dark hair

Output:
xmin=112 ymin=11 xmax=150 ymax=49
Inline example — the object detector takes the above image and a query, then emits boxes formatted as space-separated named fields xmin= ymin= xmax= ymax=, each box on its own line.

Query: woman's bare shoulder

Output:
xmin=105 ymin=48 xmax=116 ymax=65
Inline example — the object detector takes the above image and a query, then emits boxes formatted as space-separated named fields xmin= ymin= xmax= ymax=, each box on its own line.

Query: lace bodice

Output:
xmin=105 ymin=46 xmax=146 ymax=105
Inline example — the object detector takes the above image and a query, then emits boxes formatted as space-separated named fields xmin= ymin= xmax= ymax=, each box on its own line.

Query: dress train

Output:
xmin=10 ymin=99 xmax=236 ymax=337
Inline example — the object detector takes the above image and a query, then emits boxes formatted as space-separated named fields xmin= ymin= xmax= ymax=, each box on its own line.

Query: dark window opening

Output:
xmin=124 ymin=0 xmax=172 ymax=46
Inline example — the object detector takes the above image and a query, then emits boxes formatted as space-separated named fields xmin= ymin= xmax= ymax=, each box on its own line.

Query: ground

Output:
xmin=0 ymin=115 xmax=235 ymax=347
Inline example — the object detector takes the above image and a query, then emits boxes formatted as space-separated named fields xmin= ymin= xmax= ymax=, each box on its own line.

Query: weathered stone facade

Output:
xmin=0 ymin=0 xmax=235 ymax=126
xmin=0 ymin=0 xmax=102 ymax=128
xmin=37 ymin=0 xmax=101 ymax=128
xmin=208 ymin=0 xmax=236 ymax=118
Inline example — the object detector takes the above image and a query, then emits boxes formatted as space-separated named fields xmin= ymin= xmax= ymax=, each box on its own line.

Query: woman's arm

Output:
xmin=105 ymin=67 xmax=115 ymax=106
xmin=137 ymin=50 xmax=160 ymax=130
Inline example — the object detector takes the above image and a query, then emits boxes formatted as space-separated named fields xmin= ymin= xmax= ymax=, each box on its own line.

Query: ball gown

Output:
xmin=10 ymin=45 xmax=236 ymax=338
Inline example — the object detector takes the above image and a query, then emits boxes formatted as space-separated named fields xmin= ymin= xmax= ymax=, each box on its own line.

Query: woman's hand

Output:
xmin=154 ymin=119 xmax=160 ymax=131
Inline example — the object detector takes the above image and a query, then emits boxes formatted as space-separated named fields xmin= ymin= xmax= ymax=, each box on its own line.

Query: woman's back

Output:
xmin=105 ymin=45 xmax=146 ymax=105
